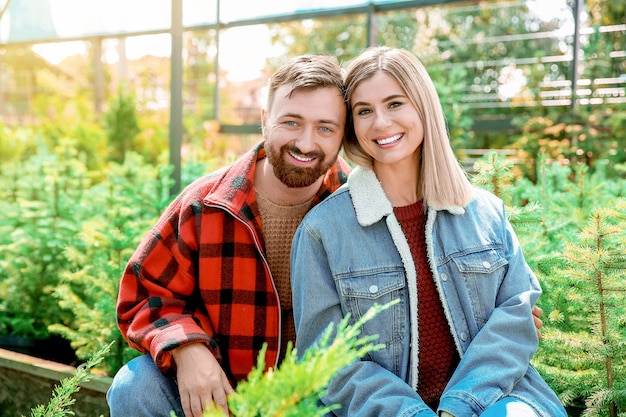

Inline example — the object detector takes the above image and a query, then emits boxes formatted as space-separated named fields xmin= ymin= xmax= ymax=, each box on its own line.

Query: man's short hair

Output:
xmin=265 ymin=55 xmax=345 ymax=112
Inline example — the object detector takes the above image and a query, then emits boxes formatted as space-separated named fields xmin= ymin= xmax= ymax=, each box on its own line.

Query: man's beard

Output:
xmin=265 ymin=142 xmax=337 ymax=188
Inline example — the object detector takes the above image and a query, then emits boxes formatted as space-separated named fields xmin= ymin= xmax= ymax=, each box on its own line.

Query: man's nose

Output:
xmin=294 ymin=127 xmax=317 ymax=153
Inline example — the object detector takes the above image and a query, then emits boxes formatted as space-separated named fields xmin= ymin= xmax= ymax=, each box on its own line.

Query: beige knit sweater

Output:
xmin=255 ymin=189 xmax=314 ymax=362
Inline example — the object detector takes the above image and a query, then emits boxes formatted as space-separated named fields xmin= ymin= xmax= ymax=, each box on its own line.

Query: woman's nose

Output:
xmin=373 ymin=111 xmax=392 ymax=129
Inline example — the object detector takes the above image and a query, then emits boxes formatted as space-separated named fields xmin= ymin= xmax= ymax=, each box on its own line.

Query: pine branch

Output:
xmin=27 ymin=341 xmax=113 ymax=417
xmin=195 ymin=301 xmax=397 ymax=417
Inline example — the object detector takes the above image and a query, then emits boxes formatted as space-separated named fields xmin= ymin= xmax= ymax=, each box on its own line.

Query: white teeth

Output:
xmin=376 ymin=134 xmax=402 ymax=145
xmin=290 ymin=152 xmax=314 ymax=162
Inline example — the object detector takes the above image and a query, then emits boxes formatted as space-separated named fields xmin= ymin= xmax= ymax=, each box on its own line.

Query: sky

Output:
xmin=31 ymin=25 xmax=278 ymax=82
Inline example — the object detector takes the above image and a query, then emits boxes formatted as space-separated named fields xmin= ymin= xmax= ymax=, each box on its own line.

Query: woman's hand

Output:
xmin=532 ymin=305 xmax=543 ymax=340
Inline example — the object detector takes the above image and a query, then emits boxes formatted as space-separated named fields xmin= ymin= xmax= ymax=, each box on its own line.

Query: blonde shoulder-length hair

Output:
xmin=343 ymin=46 xmax=473 ymax=208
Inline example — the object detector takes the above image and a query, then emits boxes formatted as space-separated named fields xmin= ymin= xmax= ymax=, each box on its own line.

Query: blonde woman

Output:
xmin=291 ymin=46 xmax=565 ymax=417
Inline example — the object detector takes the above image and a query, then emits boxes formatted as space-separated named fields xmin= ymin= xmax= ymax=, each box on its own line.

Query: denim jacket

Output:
xmin=291 ymin=166 xmax=566 ymax=417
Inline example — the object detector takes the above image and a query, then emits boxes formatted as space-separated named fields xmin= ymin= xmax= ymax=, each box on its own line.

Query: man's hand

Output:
xmin=172 ymin=343 xmax=234 ymax=417
xmin=532 ymin=305 xmax=543 ymax=340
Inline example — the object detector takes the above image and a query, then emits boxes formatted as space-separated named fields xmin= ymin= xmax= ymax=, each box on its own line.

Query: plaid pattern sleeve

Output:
xmin=116 ymin=181 xmax=220 ymax=374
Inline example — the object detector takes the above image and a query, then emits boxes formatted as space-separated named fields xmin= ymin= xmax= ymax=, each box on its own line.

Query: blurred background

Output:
xmin=0 ymin=2 xmax=625 ymax=415
xmin=1 ymin=0 xmax=624 ymax=192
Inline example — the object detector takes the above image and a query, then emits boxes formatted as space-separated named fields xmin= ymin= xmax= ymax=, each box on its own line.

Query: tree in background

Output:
xmin=268 ymin=15 xmax=366 ymax=65
xmin=104 ymin=87 xmax=140 ymax=163
xmin=50 ymin=153 xmax=173 ymax=375
xmin=470 ymin=152 xmax=626 ymax=416
xmin=535 ymin=202 xmax=626 ymax=417
xmin=0 ymin=141 xmax=89 ymax=341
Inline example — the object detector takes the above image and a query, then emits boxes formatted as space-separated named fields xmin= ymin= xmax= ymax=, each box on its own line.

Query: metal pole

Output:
xmin=571 ymin=0 xmax=583 ymax=110
xmin=214 ymin=0 xmax=220 ymax=122
xmin=169 ymin=0 xmax=183 ymax=196
xmin=93 ymin=37 xmax=104 ymax=120
xmin=366 ymin=2 xmax=377 ymax=47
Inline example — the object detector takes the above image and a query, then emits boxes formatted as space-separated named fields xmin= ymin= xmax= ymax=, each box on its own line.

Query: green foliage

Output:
xmin=268 ymin=15 xmax=366 ymax=64
xmin=472 ymin=153 xmax=626 ymax=416
xmin=534 ymin=201 xmax=626 ymax=416
xmin=0 ymin=124 xmax=40 ymax=164
xmin=131 ymin=111 xmax=170 ymax=166
xmin=26 ymin=341 xmax=113 ymax=417
xmin=48 ymin=153 xmax=174 ymax=375
xmin=427 ymin=64 xmax=473 ymax=150
xmin=104 ymin=87 xmax=141 ymax=163
xmin=512 ymin=155 xmax=625 ymax=259
xmin=0 ymin=117 xmax=235 ymax=375
xmin=470 ymin=152 xmax=547 ymax=261
xmin=189 ymin=302 xmax=394 ymax=417
xmin=0 ymin=140 xmax=89 ymax=339
xmin=512 ymin=105 xmax=626 ymax=181
xmin=471 ymin=151 xmax=516 ymax=200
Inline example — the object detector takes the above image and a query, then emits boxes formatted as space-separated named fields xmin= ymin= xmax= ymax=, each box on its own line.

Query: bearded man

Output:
xmin=107 ymin=54 xmax=350 ymax=417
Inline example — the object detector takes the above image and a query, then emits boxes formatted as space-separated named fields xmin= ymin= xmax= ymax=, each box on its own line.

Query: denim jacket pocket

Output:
xmin=449 ymin=247 xmax=508 ymax=324
xmin=335 ymin=268 xmax=407 ymax=346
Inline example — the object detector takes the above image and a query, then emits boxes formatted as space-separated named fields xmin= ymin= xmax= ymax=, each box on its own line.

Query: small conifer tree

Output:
xmin=470 ymin=152 xmax=545 ymax=261
xmin=472 ymin=153 xmax=626 ymax=416
xmin=534 ymin=200 xmax=626 ymax=416
xmin=49 ymin=153 xmax=174 ymax=375
xmin=104 ymin=87 xmax=140 ymax=163
xmin=470 ymin=151 xmax=516 ymax=201
xmin=0 ymin=140 xmax=89 ymax=339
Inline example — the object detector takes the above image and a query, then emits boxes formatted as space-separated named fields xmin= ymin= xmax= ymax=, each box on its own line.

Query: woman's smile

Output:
xmin=374 ymin=133 xmax=404 ymax=146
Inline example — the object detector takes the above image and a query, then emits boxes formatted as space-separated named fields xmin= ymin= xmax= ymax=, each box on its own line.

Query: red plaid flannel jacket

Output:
xmin=117 ymin=141 xmax=350 ymax=382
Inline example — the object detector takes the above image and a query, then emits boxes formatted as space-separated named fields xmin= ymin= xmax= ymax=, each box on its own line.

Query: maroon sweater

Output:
xmin=394 ymin=201 xmax=460 ymax=408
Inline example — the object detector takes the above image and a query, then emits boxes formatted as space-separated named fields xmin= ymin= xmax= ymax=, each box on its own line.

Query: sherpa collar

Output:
xmin=347 ymin=166 xmax=466 ymax=227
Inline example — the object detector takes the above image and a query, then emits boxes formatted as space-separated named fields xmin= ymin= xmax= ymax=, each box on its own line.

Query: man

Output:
xmin=106 ymin=54 xmax=350 ymax=417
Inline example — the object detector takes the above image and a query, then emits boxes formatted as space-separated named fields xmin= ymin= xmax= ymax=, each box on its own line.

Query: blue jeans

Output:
xmin=107 ymin=354 xmax=184 ymax=417
xmin=109 ymin=356 xmax=539 ymax=417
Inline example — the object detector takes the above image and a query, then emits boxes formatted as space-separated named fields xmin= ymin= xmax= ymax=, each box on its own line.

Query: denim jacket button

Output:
xmin=482 ymin=261 xmax=491 ymax=269
xmin=440 ymin=273 xmax=448 ymax=281
xmin=369 ymin=285 xmax=379 ymax=294
xmin=460 ymin=332 xmax=468 ymax=341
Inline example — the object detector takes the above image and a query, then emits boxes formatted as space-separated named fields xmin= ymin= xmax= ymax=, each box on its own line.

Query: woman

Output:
xmin=290 ymin=46 xmax=565 ymax=417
